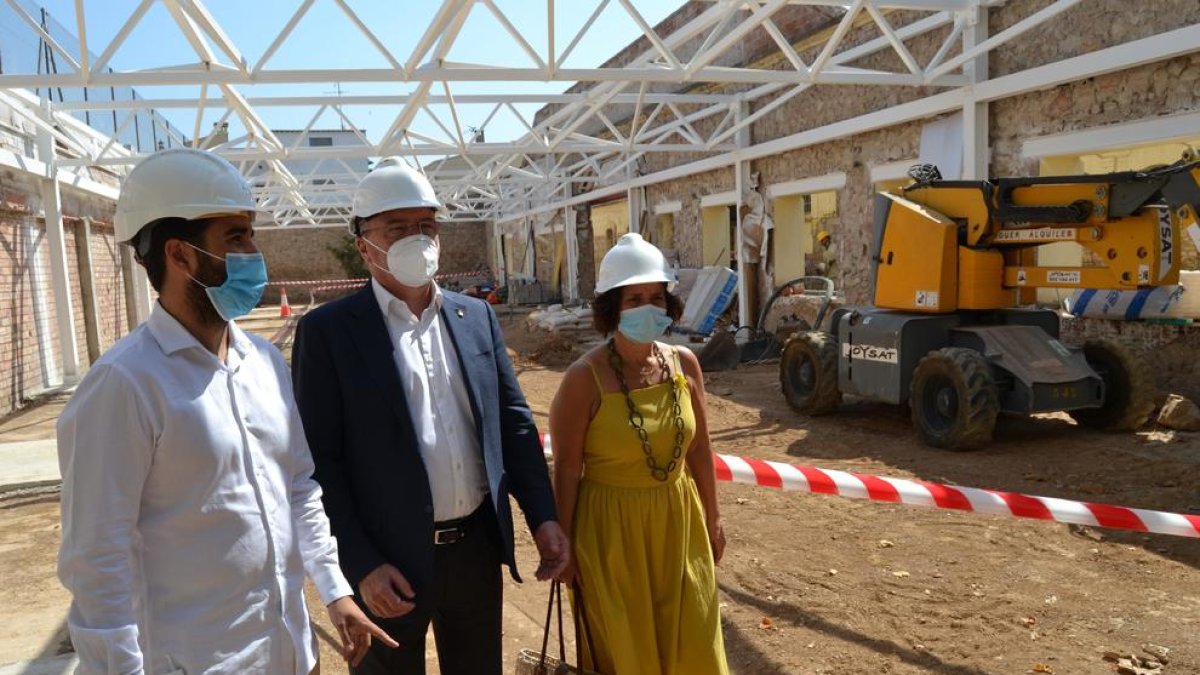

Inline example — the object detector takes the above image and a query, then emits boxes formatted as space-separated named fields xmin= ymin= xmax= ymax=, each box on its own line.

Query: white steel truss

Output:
xmin=0 ymin=0 xmax=1194 ymax=228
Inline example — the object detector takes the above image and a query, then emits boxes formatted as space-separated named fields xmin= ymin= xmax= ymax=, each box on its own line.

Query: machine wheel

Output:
xmin=780 ymin=331 xmax=842 ymax=415
xmin=910 ymin=348 xmax=999 ymax=451
xmin=1068 ymin=339 xmax=1156 ymax=431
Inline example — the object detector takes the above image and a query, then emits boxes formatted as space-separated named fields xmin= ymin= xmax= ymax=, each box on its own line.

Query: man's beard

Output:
xmin=187 ymin=253 xmax=228 ymax=326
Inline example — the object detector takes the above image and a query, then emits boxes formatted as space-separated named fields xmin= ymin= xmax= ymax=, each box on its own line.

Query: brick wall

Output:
xmin=0 ymin=216 xmax=60 ymax=415
xmin=64 ymin=220 xmax=90 ymax=369
xmin=87 ymin=221 xmax=130 ymax=349
xmin=0 ymin=163 xmax=124 ymax=418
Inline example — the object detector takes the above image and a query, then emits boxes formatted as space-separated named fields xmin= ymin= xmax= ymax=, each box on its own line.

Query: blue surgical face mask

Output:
xmin=618 ymin=304 xmax=673 ymax=344
xmin=186 ymin=243 xmax=268 ymax=321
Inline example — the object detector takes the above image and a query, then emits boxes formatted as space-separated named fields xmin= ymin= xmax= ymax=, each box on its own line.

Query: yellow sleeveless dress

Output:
xmin=573 ymin=349 xmax=728 ymax=675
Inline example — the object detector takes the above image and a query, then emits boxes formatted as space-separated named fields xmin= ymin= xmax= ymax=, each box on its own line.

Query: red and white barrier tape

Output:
xmin=538 ymin=435 xmax=1200 ymax=539
xmin=267 ymin=270 xmax=487 ymax=288
xmin=268 ymin=278 xmax=366 ymax=287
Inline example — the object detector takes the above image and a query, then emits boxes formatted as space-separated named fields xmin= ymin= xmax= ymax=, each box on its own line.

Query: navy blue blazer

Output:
xmin=292 ymin=284 xmax=556 ymax=595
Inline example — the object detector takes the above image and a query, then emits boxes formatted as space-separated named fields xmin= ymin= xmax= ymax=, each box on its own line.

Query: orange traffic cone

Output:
xmin=279 ymin=288 xmax=292 ymax=318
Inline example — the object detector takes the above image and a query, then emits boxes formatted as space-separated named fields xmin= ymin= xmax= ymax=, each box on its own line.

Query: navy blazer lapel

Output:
xmin=439 ymin=292 xmax=486 ymax=439
xmin=346 ymin=285 xmax=412 ymax=426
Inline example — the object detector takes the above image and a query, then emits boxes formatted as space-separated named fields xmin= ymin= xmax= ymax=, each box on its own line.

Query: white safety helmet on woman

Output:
xmin=114 ymin=147 xmax=259 ymax=257
xmin=351 ymin=157 xmax=442 ymax=235
xmin=595 ymin=232 xmax=676 ymax=295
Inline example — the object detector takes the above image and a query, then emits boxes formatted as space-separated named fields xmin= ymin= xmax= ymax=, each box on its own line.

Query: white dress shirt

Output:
xmin=371 ymin=280 xmax=487 ymax=521
xmin=57 ymin=303 xmax=354 ymax=675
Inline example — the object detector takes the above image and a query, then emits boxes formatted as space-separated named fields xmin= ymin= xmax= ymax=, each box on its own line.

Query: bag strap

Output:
xmin=538 ymin=580 xmax=569 ymax=670
xmin=556 ymin=581 xmax=567 ymax=660
xmin=538 ymin=581 xmax=555 ymax=669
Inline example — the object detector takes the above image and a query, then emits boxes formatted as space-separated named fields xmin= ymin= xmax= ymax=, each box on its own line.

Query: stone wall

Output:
xmin=607 ymin=0 xmax=1200 ymax=309
xmin=1059 ymin=317 xmax=1200 ymax=404
xmin=255 ymin=227 xmax=355 ymax=292
xmin=989 ymin=0 xmax=1199 ymax=77
xmin=646 ymin=167 xmax=736 ymax=269
xmin=254 ymin=220 xmax=494 ymax=302
xmin=437 ymin=221 xmax=493 ymax=279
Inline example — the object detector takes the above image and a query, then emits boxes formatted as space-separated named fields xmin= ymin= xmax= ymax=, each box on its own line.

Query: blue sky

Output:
xmin=32 ymin=1 xmax=680 ymax=149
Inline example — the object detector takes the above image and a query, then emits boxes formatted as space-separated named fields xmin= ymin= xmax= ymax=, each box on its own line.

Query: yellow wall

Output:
xmin=772 ymin=195 xmax=808 ymax=283
xmin=701 ymin=205 xmax=733 ymax=268
xmin=808 ymin=190 xmax=838 ymax=246
xmin=590 ymin=200 xmax=629 ymax=279
xmin=654 ymin=213 xmax=676 ymax=249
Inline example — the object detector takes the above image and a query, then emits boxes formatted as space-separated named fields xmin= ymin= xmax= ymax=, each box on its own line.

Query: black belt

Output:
xmin=433 ymin=502 xmax=486 ymax=546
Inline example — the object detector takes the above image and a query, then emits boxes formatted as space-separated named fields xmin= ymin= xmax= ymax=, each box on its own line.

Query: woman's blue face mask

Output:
xmin=618 ymin=304 xmax=673 ymax=344
xmin=186 ymin=242 xmax=269 ymax=321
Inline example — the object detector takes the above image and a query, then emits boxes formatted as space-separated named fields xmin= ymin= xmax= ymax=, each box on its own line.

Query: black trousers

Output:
xmin=351 ymin=510 xmax=503 ymax=675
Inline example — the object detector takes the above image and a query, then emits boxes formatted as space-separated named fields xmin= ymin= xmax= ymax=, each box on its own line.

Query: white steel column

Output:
xmin=564 ymin=206 xmax=579 ymax=303
xmin=77 ymin=217 xmax=103 ymax=363
xmin=627 ymin=184 xmax=641 ymax=235
xmin=131 ymin=263 xmax=153 ymax=324
xmin=523 ymin=217 xmax=535 ymax=278
xmin=35 ymin=102 xmax=80 ymax=381
xmin=734 ymin=102 xmax=751 ymax=330
xmin=962 ymin=7 xmax=989 ymax=180
xmin=494 ymin=223 xmax=507 ymax=287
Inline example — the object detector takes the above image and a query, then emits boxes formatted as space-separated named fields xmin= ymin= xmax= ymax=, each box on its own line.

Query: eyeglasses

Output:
xmin=360 ymin=219 xmax=439 ymax=242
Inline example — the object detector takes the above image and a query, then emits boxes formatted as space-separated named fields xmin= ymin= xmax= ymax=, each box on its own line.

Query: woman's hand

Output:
xmin=707 ymin=518 xmax=726 ymax=564
xmin=556 ymin=555 xmax=580 ymax=587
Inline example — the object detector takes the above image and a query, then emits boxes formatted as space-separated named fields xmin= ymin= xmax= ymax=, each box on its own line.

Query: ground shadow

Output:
xmin=720 ymin=583 xmax=993 ymax=675
xmin=16 ymin=617 xmax=73 ymax=675
xmin=721 ymin=616 xmax=792 ymax=675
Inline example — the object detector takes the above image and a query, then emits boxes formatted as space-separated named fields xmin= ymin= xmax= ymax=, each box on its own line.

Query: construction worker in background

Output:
xmin=56 ymin=148 xmax=394 ymax=675
xmin=816 ymin=229 xmax=837 ymax=279
xmin=291 ymin=157 xmax=568 ymax=675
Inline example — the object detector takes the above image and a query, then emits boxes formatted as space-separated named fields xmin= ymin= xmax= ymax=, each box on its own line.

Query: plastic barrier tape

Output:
xmin=538 ymin=435 xmax=1200 ymax=538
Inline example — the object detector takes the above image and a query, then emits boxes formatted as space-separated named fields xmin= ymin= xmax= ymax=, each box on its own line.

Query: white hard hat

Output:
xmin=352 ymin=157 xmax=442 ymax=230
xmin=114 ymin=147 xmax=258 ymax=245
xmin=596 ymin=232 xmax=676 ymax=295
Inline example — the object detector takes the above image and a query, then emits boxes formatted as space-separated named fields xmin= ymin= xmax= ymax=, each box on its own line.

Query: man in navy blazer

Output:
xmin=292 ymin=158 xmax=568 ymax=674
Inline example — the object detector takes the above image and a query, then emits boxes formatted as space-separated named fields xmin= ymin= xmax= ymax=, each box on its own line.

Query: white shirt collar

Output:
xmin=370 ymin=278 xmax=443 ymax=321
xmin=147 ymin=302 xmax=252 ymax=359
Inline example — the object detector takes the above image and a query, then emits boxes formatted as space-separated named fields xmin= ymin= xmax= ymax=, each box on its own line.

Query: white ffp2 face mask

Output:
xmin=365 ymin=234 xmax=440 ymax=287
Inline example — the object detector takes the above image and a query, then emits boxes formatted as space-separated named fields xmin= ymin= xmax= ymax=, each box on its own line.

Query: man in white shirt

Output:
xmin=57 ymin=148 xmax=395 ymax=674
xmin=292 ymin=158 xmax=569 ymax=674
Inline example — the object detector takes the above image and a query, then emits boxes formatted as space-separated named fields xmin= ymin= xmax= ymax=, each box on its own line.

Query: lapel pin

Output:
xmin=456 ymin=307 xmax=465 ymax=318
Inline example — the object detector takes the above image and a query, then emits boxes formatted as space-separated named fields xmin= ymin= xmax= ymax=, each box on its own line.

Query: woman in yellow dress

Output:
xmin=550 ymin=233 xmax=728 ymax=675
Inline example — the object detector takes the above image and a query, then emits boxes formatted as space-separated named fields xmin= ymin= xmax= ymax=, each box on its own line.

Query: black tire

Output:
xmin=1068 ymin=339 xmax=1156 ymax=431
xmin=910 ymin=347 xmax=999 ymax=451
xmin=780 ymin=331 xmax=842 ymax=415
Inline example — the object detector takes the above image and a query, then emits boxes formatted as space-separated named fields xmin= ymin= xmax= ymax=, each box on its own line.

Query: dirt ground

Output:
xmin=2 ymin=311 xmax=1199 ymax=674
